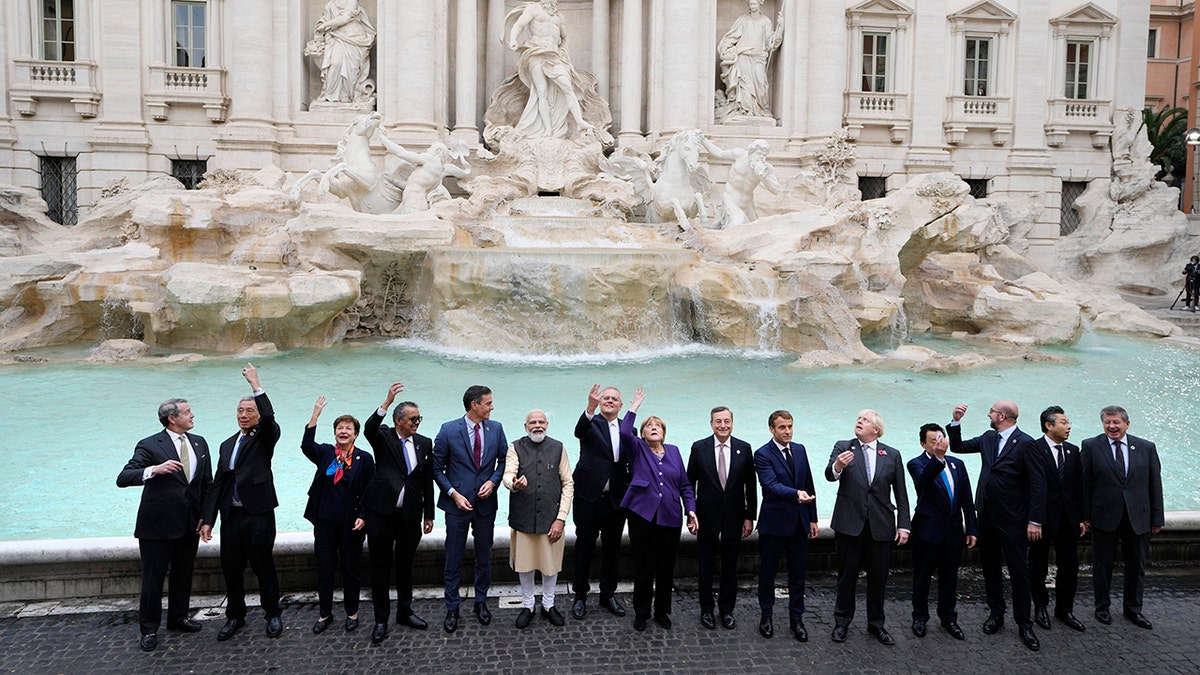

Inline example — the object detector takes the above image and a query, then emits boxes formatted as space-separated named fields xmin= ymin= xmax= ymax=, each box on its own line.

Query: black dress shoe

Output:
xmin=759 ymin=615 xmax=774 ymax=639
xmin=634 ymin=615 xmax=648 ymax=631
xmin=601 ymin=596 xmax=626 ymax=617
xmin=1035 ymin=605 xmax=1052 ymax=630
xmin=911 ymin=619 xmax=926 ymax=638
xmin=371 ymin=622 xmax=388 ymax=644
xmin=167 ymin=619 xmax=203 ymax=633
xmin=982 ymin=614 xmax=1004 ymax=634
xmin=831 ymin=624 xmax=848 ymax=642
xmin=1055 ymin=611 xmax=1085 ymax=632
xmin=444 ymin=609 xmax=460 ymax=633
xmin=790 ymin=619 xmax=808 ymax=642
xmin=700 ymin=612 xmax=716 ymax=630
xmin=654 ymin=613 xmax=672 ymax=629
xmin=474 ymin=602 xmax=492 ymax=625
xmin=312 ymin=617 xmax=333 ymax=635
xmin=1095 ymin=609 xmax=1113 ymax=625
xmin=1020 ymin=626 xmax=1040 ymax=651
xmin=943 ymin=622 xmax=965 ymax=640
xmin=140 ymin=633 xmax=158 ymax=652
xmin=1124 ymin=611 xmax=1153 ymax=630
xmin=869 ymin=627 xmax=895 ymax=646
xmin=515 ymin=608 xmax=533 ymax=630
xmin=345 ymin=617 xmax=359 ymax=632
xmin=541 ymin=605 xmax=565 ymax=627
xmin=266 ymin=616 xmax=283 ymax=639
xmin=721 ymin=614 xmax=736 ymax=629
xmin=571 ymin=597 xmax=587 ymax=620
xmin=398 ymin=613 xmax=428 ymax=630
xmin=216 ymin=618 xmax=244 ymax=641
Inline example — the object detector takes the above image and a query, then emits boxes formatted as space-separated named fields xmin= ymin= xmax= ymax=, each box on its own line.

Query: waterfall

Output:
xmin=889 ymin=303 xmax=909 ymax=350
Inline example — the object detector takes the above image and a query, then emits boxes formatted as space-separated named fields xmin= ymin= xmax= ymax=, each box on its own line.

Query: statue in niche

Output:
xmin=377 ymin=133 xmax=473 ymax=214
xmin=700 ymin=137 xmax=780 ymax=227
xmin=305 ymin=0 xmax=376 ymax=106
xmin=484 ymin=0 xmax=613 ymax=145
xmin=716 ymin=0 xmax=783 ymax=123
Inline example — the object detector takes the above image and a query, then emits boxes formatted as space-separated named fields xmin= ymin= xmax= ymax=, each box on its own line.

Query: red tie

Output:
xmin=473 ymin=423 xmax=482 ymax=468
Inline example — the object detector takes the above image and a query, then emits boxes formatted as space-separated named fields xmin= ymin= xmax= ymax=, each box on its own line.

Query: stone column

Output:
xmin=453 ymin=0 xmax=479 ymax=144
xmin=903 ymin=0 xmax=951 ymax=170
xmin=1113 ymin=0 xmax=1147 ymax=109
xmin=592 ymin=0 xmax=611 ymax=100
xmin=379 ymin=0 xmax=443 ymax=142
xmin=213 ymin=0 xmax=279 ymax=170
xmin=655 ymin=0 xmax=701 ymax=134
xmin=783 ymin=0 xmax=809 ymax=146
xmin=88 ymin=0 xmax=149 ymax=201
xmin=618 ymin=0 xmax=644 ymax=146
xmin=486 ymin=0 xmax=508 ymax=101
xmin=805 ymin=0 xmax=844 ymax=140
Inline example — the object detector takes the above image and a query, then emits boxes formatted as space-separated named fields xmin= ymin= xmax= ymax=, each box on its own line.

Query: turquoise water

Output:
xmin=3 ymin=332 xmax=1197 ymax=541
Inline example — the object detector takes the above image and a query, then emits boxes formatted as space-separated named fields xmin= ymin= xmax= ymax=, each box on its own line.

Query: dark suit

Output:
xmin=571 ymin=412 xmax=630 ymax=602
xmin=301 ymin=426 xmax=375 ymax=620
xmin=754 ymin=440 xmax=817 ymax=622
xmin=825 ymin=439 xmax=911 ymax=632
xmin=1081 ymin=433 xmax=1164 ymax=615
xmin=362 ymin=410 xmax=435 ymax=623
xmin=1028 ymin=437 xmax=1083 ymax=615
xmin=687 ymin=434 xmax=756 ymax=617
xmin=908 ymin=452 xmax=977 ymax=625
xmin=949 ymin=423 xmax=1046 ymax=628
xmin=117 ymin=429 xmax=213 ymax=635
xmin=202 ymin=392 xmax=282 ymax=621
xmin=433 ymin=416 xmax=506 ymax=610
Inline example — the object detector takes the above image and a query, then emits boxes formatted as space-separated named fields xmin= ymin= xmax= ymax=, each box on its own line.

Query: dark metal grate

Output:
xmin=1060 ymin=180 xmax=1088 ymax=236
xmin=964 ymin=178 xmax=989 ymax=199
xmin=172 ymin=159 xmax=208 ymax=189
xmin=40 ymin=155 xmax=77 ymax=225
xmin=858 ymin=175 xmax=887 ymax=201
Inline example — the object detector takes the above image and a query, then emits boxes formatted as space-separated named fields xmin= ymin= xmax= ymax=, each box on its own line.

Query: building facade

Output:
xmin=1 ymin=0 xmax=1148 ymax=264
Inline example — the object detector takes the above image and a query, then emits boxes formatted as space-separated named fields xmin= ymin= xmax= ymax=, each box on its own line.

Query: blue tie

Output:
xmin=995 ymin=434 xmax=1005 ymax=459
xmin=941 ymin=467 xmax=954 ymax=502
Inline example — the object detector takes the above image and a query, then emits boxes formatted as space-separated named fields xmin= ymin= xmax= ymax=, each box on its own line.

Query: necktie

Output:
xmin=781 ymin=445 xmax=794 ymax=481
xmin=1114 ymin=440 xmax=1126 ymax=478
xmin=403 ymin=438 xmax=415 ymax=475
xmin=1054 ymin=444 xmax=1065 ymax=481
xmin=230 ymin=433 xmax=245 ymax=504
xmin=718 ymin=443 xmax=728 ymax=489
xmin=995 ymin=434 xmax=1005 ymax=459
xmin=862 ymin=445 xmax=874 ymax=482
xmin=473 ymin=423 xmax=482 ymax=469
xmin=178 ymin=435 xmax=192 ymax=483
xmin=940 ymin=466 xmax=953 ymax=501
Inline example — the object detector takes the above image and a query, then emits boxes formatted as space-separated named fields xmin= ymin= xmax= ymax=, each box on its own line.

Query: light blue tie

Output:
xmin=941 ymin=467 xmax=954 ymax=502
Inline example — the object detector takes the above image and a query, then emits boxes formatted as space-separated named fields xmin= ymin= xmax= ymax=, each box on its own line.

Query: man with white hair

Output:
xmin=504 ymin=410 xmax=575 ymax=628
xmin=825 ymin=410 xmax=911 ymax=646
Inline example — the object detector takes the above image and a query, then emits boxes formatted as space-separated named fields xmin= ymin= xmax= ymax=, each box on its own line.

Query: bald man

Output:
xmin=948 ymin=401 xmax=1046 ymax=652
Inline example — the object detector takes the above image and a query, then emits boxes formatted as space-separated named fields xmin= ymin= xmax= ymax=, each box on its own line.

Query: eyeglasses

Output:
xmin=407 ymin=415 xmax=423 ymax=423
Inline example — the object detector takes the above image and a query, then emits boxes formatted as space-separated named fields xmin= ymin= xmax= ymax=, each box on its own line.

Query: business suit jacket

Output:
xmin=1080 ymin=433 xmax=1164 ymax=535
xmin=687 ymin=434 xmax=756 ymax=530
xmin=948 ymin=424 xmax=1046 ymax=526
xmin=573 ymin=412 xmax=630 ymax=506
xmin=361 ymin=410 xmax=435 ymax=523
xmin=754 ymin=440 xmax=817 ymax=537
xmin=203 ymin=392 xmax=281 ymax=523
xmin=824 ymin=439 xmax=911 ymax=541
xmin=117 ymin=430 xmax=213 ymax=540
xmin=618 ymin=412 xmax=696 ymax=527
xmin=433 ymin=416 xmax=507 ymax=517
xmin=1033 ymin=437 xmax=1083 ymax=537
xmin=907 ymin=452 xmax=978 ymax=545
xmin=300 ymin=425 xmax=376 ymax=527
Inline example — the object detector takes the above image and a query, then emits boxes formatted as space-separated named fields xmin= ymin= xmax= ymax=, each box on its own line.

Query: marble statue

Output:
xmin=305 ymin=0 xmax=376 ymax=106
xmin=700 ymin=137 xmax=780 ymax=227
xmin=377 ymin=134 xmax=472 ymax=214
xmin=606 ymin=129 xmax=711 ymax=229
xmin=484 ymin=0 xmax=612 ymax=145
xmin=716 ymin=0 xmax=783 ymax=122
xmin=289 ymin=112 xmax=403 ymax=214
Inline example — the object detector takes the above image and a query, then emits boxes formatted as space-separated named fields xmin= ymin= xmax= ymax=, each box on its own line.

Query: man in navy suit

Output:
xmin=687 ymin=406 xmax=756 ymax=630
xmin=1081 ymin=405 xmax=1164 ymax=630
xmin=949 ymin=400 xmax=1046 ymax=651
xmin=1028 ymin=406 xmax=1086 ymax=632
xmin=117 ymin=398 xmax=213 ymax=652
xmin=754 ymin=410 xmax=818 ymax=643
xmin=433 ymin=384 xmax=507 ymax=633
xmin=908 ymin=423 xmax=976 ymax=641
xmin=825 ymin=410 xmax=910 ymax=646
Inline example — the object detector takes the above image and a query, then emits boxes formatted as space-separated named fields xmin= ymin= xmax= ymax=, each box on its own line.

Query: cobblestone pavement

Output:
xmin=2 ymin=569 xmax=1198 ymax=674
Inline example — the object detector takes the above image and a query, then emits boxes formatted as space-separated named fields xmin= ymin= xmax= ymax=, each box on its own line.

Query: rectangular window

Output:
xmin=1147 ymin=28 xmax=1158 ymax=59
xmin=173 ymin=1 xmax=207 ymax=67
xmin=1065 ymin=40 xmax=1092 ymax=99
xmin=964 ymin=178 xmax=989 ymax=199
xmin=40 ymin=155 xmax=78 ymax=226
xmin=41 ymin=0 xmax=76 ymax=61
xmin=964 ymin=37 xmax=991 ymax=96
xmin=171 ymin=159 xmax=208 ymax=189
xmin=1060 ymin=181 xmax=1088 ymax=236
xmin=858 ymin=176 xmax=887 ymax=201
xmin=861 ymin=33 xmax=889 ymax=93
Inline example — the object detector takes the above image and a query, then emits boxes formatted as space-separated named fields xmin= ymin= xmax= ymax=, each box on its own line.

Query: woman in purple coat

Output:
xmin=619 ymin=387 xmax=698 ymax=630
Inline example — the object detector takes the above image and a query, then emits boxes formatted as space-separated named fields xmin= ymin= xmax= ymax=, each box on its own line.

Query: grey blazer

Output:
xmin=824 ymin=438 xmax=911 ymax=541
xmin=1080 ymin=433 xmax=1164 ymax=535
